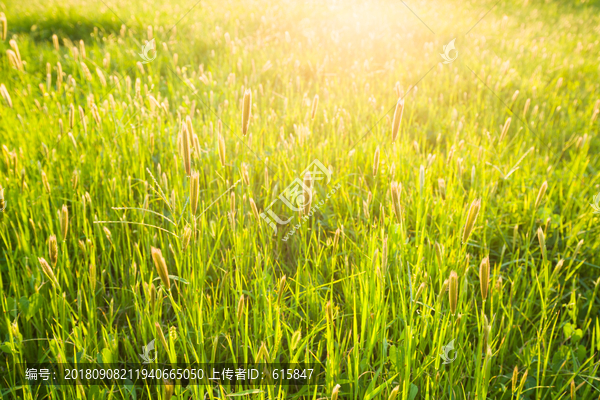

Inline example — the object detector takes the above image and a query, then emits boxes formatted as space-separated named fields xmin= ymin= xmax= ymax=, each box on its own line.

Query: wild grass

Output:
xmin=1 ymin=0 xmax=600 ymax=399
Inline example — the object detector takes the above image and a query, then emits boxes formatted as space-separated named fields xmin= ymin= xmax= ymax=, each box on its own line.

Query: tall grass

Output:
xmin=0 ymin=0 xmax=599 ymax=399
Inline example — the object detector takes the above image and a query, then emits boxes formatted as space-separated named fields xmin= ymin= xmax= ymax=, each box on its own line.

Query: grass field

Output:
xmin=1 ymin=0 xmax=600 ymax=398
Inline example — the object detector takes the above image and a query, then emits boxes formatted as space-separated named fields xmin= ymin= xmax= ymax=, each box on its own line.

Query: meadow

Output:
xmin=1 ymin=0 xmax=600 ymax=398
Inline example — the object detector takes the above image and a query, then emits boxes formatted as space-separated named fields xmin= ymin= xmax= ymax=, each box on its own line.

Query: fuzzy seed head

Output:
xmin=523 ymin=98 xmax=531 ymax=118
xmin=277 ymin=275 xmax=287 ymax=304
xmin=310 ymin=95 xmax=319 ymax=120
xmin=462 ymin=198 xmax=481 ymax=244
xmin=448 ymin=270 xmax=458 ymax=314
xmin=39 ymin=257 xmax=59 ymax=287
xmin=537 ymin=227 xmax=546 ymax=260
xmin=190 ymin=170 xmax=199 ymax=215
xmin=480 ymin=256 xmax=490 ymax=300
xmin=256 ymin=341 xmax=269 ymax=363
xmin=151 ymin=247 xmax=170 ymax=289
xmin=391 ymin=98 xmax=404 ymax=142
xmin=249 ymin=198 xmax=260 ymax=221
xmin=499 ymin=117 xmax=512 ymax=142
xmin=373 ymin=146 xmax=380 ymax=176
xmin=48 ymin=235 xmax=58 ymax=266
xmin=237 ymin=294 xmax=245 ymax=321
xmin=332 ymin=384 xmax=341 ymax=400
xmin=59 ymin=205 xmax=69 ymax=240
xmin=390 ymin=181 xmax=403 ymax=223
xmin=181 ymin=121 xmax=192 ymax=176
xmin=534 ymin=180 xmax=548 ymax=209
xmin=218 ymin=133 xmax=226 ymax=167
xmin=0 ymin=13 xmax=7 ymax=41
xmin=241 ymin=163 xmax=249 ymax=185
xmin=242 ymin=89 xmax=252 ymax=136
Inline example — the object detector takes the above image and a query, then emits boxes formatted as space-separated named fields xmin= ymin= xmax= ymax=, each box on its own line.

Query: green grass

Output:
xmin=1 ymin=0 xmax=600 ymax=398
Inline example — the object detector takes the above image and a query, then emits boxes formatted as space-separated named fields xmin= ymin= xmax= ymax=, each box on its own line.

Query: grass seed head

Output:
xmin=181 ymin=122 xmax=192 ymax=176
xmin=0 ymin=184 xmax=4 ymax=211
xmin=537 ymin=227 xmax=546 ymax=260
xmin=103 ymin=226 xmax=113 ymax=245
xmin=523 ymin=98 xmax=531 ymax=118
xmin=237 ymin=294 xmax=245 ymax=320
xmin=414 ymin=282 xmax=426 ymax=302
xmin=391 ymin=98 xmax=404 ymax=142
xmin=163 ymin=381 xmax=174 ymax=400
xmin=390 ymin=181 xmax=402 ymax=223
xmin=572 ymin=239 xmax=584 ymax=263
xmin=479 ymin=256 xmax=490 ymax=300
xmin=89 ymin=263 xmax=96 ymax=290
xmin=230 ymin=191 xmax=236 ymax=217
xmin=311 ymin=94 xmax=319 ymax=120
xmin=519 ymin=370 xmax=528 ymax=391
xmin=190 ymin=170 xmax=199 ymax=215
xmin=0 ymin=12 xmax=6 ymax=41
xmin=332 ymin=384 xmax=341 ymax=400
xmin=0 ymin=84 xmax=12 ymax=108
xmin=534 ymin=180 xmax=548 ymax=209
xmin=242 ymin=89 xmax=252 ymax=136
xmin=151 ymin=247 xmax=170 ymax=289
xmin=182 ymin=226 xmax=192 ymax=251
xmin=256 ymin=341 xmax=269 ymax=363
xmin=434 ymin=241 xmax=444 ymax=266
xmin=241 ymin=163 xmax=249 ymax=185
xmin=218 ymin=133 xmax=226 ymax=167
xmin=277 ymin=275 xmax=287 ymax=304
xmin=373 ymin=146 xmax=380 ymax=176
xmin=154 ymin=322 xmax=169 ymax=354
xmin=39 ymin=257 xmax=59 ymax=288
xmin=438 ymin=178 xmax=446 ymax=199
xmin=48 ymin=235 xmax=58 ymax=266
xmin=149 ymin=282 xmax=156 ymax=309
xmin=449 ymin=270 xmax=458 ymax=314
xmin=499 ymin=117 xmax=512 ymax=142
xmin=512 ymin=366 xmax=519 ymax=392
xmin=388 ymin=385 xmax=400 ymax=400
xmin=249 ymin=198 xmax=260 ymax=221
xmin=462 ymin=198 xmax=481 ymax=244
xmin=59 ymin=205 xmax=69 ymax=240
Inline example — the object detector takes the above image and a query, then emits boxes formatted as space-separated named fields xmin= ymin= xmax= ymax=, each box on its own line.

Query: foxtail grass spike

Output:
xmin=48 ymin=235 xmax=58 ymax=266
xmin=462 ymin=198 xmax=481 ymax=244
xmin=391 ymin=98 xmax=404 ymax=142
xmin=449 ymin=270 xmax=458 ymax=314
xmin=480 ymin=256 xmax=490 ymax=300
xmin=242 ymin=89 xmax=252 ymax=136
xmin=151 ymin=247 xmax=170 ymax=289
